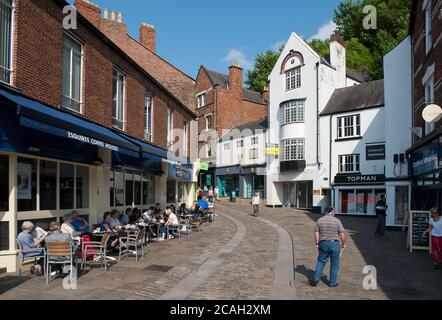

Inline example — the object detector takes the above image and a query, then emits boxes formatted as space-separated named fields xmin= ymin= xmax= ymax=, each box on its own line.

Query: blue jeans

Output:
xmin=314 ymin=240 xmax=341 ymax=286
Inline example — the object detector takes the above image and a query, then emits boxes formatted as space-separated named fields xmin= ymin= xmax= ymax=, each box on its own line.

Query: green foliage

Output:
xmin=245 ymin=47 xmax=283 ymax=93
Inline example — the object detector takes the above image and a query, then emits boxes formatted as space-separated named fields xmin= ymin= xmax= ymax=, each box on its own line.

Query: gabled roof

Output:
xmin=320 ymin=79 xmax=384 ymax=116
xmin=201 ymin=66 xmax=267 ymax=105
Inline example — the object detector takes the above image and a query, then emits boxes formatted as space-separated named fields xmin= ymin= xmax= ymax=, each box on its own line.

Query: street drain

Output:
xmin=145 ymin=265 xmax=174 ymax=272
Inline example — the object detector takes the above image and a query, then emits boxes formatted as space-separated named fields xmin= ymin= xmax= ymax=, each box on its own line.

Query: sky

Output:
xmin=72 ymin=0 xmax=342 ymax=79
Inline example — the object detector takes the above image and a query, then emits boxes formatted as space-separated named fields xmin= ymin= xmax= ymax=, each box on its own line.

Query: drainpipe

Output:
xmin=329 ymin=114 xmax=334 ymax=207
xmin=316 ymin=62 xmax=320 ymax=167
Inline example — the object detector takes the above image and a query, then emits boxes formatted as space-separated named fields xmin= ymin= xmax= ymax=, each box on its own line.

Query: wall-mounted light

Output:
xmin=27 ymin=147 xmax=40 ymax=153
xmin=93 ymin=158 xmax=104 ymax=166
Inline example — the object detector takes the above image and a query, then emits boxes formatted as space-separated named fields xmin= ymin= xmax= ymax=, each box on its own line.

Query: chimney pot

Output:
xmin=103 ymin=8 xmax=109 ymax=19
xmin=117 ymin=12 xmax=123 ymax=23
xmin=110 ymin=11 xmax=116 ymax=21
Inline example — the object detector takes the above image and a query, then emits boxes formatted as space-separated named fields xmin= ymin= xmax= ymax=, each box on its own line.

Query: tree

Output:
xmin=245 ymin=47 xmax=282 ymax=93
xmin=333 ymin=0 xmax=412 ymax=78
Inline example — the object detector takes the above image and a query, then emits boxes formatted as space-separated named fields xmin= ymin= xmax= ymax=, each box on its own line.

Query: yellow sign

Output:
xmin=313 ymin=189 xmax=321 ymax=196
xmin=266 ymin=147 xmax=279 ymax=155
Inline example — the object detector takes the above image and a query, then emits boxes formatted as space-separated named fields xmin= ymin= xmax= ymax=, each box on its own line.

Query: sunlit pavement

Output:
xmin=1 ymin=201 xmax=442 ymax=300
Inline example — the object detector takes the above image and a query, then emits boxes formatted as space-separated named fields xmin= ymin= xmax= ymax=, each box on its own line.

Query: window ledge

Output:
xmin=337 ymin=172 xmax=361 ymax=175
xmin=335 ymin=136 xmax=362 ymax=142
xmin=281 ymin=121 xmax=305 ymax=126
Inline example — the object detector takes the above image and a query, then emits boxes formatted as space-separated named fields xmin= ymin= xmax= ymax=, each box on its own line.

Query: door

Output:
xmin=283 ymin=183 xmax=292 ymax=207
xmin=297 ymin=182 xmax=308 ymax=209
xmin=395 ymin=186 xmax=409 ymax=225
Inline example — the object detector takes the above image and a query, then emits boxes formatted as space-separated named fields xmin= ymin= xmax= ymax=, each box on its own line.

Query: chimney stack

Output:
xmin=228 ymin=62 xmax=243 ymax=97
xmin=74 ymin=0 xmax=101 ymax=28
xmin=100 ymin=8 xmax=127 ymax=33
xmin=261 ymin=86 xmax=269 ymax=104
xmin=329 ymin=33 xmax=346 ymax=88
xmin=140 ymin=23 xmax=156 ymax=52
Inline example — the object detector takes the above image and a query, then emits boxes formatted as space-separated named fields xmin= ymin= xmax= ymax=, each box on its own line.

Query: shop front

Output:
xmin=241 ymin=165 xmax=267 ymax=199
xmin=0 ymin=87 xmax=165 ymax=272
xmin=167 ymin=163 xmax=194 ymax=206
xmin=333 ymin=174 xmax=386 ymax=216
xmin=216 ymin=165 xmax=241 ymax=198
xmin=409 ymin=138 xmax=442 ymax=212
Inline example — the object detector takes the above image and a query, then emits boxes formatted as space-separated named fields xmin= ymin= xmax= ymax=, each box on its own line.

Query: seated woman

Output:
xmin=109 ymin=210 xmax=123 ymax=232
xmin=17 ymin=221 xmax=46 ymax=276
xmin=71 ymin=210 xmax=90 ymax=234
xmin=158 ymin=208 xmax=180 ymax=241
xmin=61 ymin=212 xmax=82 ymax=243
xmin=100 ymin=212 xmax=119 ymax=248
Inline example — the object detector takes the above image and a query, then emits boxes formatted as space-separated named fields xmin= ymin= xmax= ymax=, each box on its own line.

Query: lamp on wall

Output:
xmin=93 ymin=158 xmax=104 ymax=166
xmin=27 ymin=146 xmax=40 ymax=153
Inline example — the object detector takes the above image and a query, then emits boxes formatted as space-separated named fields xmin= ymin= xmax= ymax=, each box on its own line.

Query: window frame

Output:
xmin=167 ymin=107 xmax=174 ymax=148
xmin=61 ymin=32 xmax=84 ymax=114
xmin=0 ymin=0 xmax=15 ymax=85
xmin=205 ymin=115 xmax=213 ymax=131
xmin=338 ymin=154 xmax=360 ymax=173
xmin=424 ymin=77 xmax=435 ymax=135
xmin=280 ymin=138 xmax=305 ymax=162
xmin=112 ymin=67 xmax=126 ymax=131
xmin=285 ymin=66 xmax=301 ymax=91
xmin=144 ymin=91 xmax=154 ymax=142
xmin=197 ymin=92 xmax=207 ymax=108
xmin=109 ymin=170 xmax=156 ymax=208
xmin=249 ymin=148 xmax=258 ymax=160
xmin=337 ymin=114 xmax=361 ymax=139
xmin=281 ymin=100 xmax=305 ymax=125
xmin=424 ymin=1 xmax=432 ymax=54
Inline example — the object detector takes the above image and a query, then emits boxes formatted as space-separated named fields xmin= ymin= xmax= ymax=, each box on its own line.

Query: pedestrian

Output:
xmin=214 ymin=186 xmax=219 ymax=201
xmin=423 ymin=207 xmax=442 ymax=270
xmin=374 ymin=194 xmax=388 ymax=239
xmin=251 ymin=192 xmax=261 ymax=217
xmin=208 ymin=187 xmax=214 ymax=202
xmin=311 ymin=207 xmax=347 ymax=288
xmin=197 ymin=187 xmax=203 ymax=200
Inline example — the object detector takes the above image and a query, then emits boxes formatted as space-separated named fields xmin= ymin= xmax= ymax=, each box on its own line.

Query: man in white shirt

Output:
xmin=158 ymin=208 xmax=179 ymax=241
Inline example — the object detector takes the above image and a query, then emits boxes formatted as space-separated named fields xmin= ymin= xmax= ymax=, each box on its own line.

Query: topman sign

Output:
xmin=334 ymin=174 xmax=385 ymax=185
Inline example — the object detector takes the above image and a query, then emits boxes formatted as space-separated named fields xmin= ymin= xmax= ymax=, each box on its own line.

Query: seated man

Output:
xmin=177 ymin=203 xmax=189 ymax=218
xmin=46 ymin=222 xmax=75 ymax=274
xmin=158 ymin=208 xmax=179 ymax=241
xmin=120 ymin=208 xmax=131 ymax=226
xmin=71 ymin=210 xmax=90 ymax=234
xmin=61 ymin=212 xmax=82 ymax=243
xmin=17 ymin=221 xmax=46 ymax=276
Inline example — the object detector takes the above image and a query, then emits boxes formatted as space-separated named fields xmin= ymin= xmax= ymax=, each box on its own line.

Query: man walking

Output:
xmin=251 ymin=192 xmax=261 ymax=217
xmin=374 ymin=194 xmax=388 ymax=239
xmin=311 ymin=207 xmax=347 ymax=288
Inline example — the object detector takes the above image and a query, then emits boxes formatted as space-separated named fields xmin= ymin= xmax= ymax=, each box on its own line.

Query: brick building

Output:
xmin=407 ymin=0 xmax=442 ymax=210
xmin=0 ymin=0 xmax=196 ymax=271
xmin=195 ymin=64 xmax=268 ymax=188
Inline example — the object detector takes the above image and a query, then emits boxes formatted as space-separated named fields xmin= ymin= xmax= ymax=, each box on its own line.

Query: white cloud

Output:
xmin=309 ymin=20 xmax=337 ymax=41
xmin=222 ymin=49 xmax=253 ymax=70
xmin=270 ymin=40 xmax=286 ymax=51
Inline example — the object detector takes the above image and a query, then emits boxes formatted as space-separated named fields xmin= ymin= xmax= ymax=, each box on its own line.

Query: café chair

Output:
xmin=119 ymin=229 xmax=145 ymax=262
xmin=46 ymin=241 xmax=75 ymax=284
xmin=81 ymin=233 xmax=112 ymax=271
xmin=16 ymin=239 xmax=46 ymax=278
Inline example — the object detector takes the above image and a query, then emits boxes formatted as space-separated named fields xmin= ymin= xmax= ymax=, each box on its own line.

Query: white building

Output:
xmin=216 ymin=120 xmax=268 ymax=200
xmin=266 ymin=33 xmax=363 ymax=211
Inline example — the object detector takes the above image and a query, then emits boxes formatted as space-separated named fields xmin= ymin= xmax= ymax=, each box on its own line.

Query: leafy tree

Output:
xmin=245 ymin=47 xmax=282 ymax=93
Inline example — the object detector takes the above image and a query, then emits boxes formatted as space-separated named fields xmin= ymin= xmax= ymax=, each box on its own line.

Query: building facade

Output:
xmin=0 ymin=0 xmax=197 ymax=271
xmin=266 ymin=33 xmax=363 ymax=211
xmin=195 ymin=64 xmax=268 ymax=189
xmin=216 ymin=120 xmax=268 ymax=200
xmin=407 ymin=0 xmax=442 ymax=212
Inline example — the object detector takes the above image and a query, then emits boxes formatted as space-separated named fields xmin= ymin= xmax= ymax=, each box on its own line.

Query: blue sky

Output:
xmin=73 ymin=0 xmax=342 ymax=78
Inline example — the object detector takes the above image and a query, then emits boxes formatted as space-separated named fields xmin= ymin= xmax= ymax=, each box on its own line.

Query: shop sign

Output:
xmin=366 ymin=144 xmax=385 ymax=160
xmin=313 ymin=189 xmax=321 ymax=195
xmin=335 ymin=174 xmax=385 ymax=184
xmin=410 ymin=142 xmax=439 ymax=176
xmin=196 ymin=159 xmax=209 ymax=171
xmin=169 ymin=164 xmax=192 ymax=181
xmin=266 ymin=147 xmax=279 ymax=155
xmin=67 ymin=131 xmax=119 ymax=152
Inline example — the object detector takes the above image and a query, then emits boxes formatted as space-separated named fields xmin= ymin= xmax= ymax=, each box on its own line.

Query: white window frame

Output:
xmin=0 ymin=0 xmax=15 ymax=85
xmin=337 ymin=114 xmax=361 ymax=139
xmin=424 ymin=77 xmax=435 ymax=135
xmin=205 ymin=115 xmax=213 ymax=131
xmin=249 ymin=148 xmax=258 ymax=160
xmin=338 ymin=154 xmax=360 ymax=173
xmin=281 ymin=100 xmax=305 ymax=124
xmin=197 ymin=92 xmax=207 ymax=108
xmin=251 ymin=137 xmax=258 ymax=145
xmin=237 ymin=140 xmax=244 ymax=148
xmin=112 ymin=67 xmax=126 ymax=130
xmin=281 ymin=138 xmax=305 ymax=161
xmin=144 ymin=92 xmax=153 ymax=142
xmin=61 ymin=33 xmax=83 ymax=113
xmin=424 ymin=0 xmax=432 ymax=54
xmin=183 ymin=121 xmax=188 ymax=157
xmin=285 ymin=67 xmax=301 ymax=91
xmin=167 ymin=107 xmax=174 ymax=148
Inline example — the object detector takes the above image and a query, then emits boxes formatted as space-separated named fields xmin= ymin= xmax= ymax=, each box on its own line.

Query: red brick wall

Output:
xmin=10 ymin=0 xmax=193 ymax=151
xmin=412 ymin=0 xmax=442 ymax=142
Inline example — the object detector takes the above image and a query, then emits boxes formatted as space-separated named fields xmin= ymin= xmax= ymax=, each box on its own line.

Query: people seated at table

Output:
xmin=61 ymin=212 xmax=82 ymax=242
xmin=100 ymin=211 xmax=120 ymax=248
xmin=154 ymin=203 xmax=163 ymax=219
xmin=71 ymin=210 xmax=90 ymax=234
xmin=158 ymin=207 xmax=179 ymax=241
xmin=120 ymin=208 xmax=131 ymax=225
xmin=142 ymin=207 xmax=157 ymax=238
xmin=17 ymin=221 xmax=46 ymax=276
xmin=46 ymin=222 xmax=76 ymax=272
xmin=142 ymin=208 xmax=154 ymax=223
xmin=130 ymin=207 xmax=142 ymax=224
xmin=109 ymin=210 xmax=123 ymax=232
xmin=177 ymin=203 xmax=189 ymax=217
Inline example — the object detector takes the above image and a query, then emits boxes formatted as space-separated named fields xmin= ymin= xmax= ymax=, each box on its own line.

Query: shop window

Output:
xmin=125 ymin=173 xmax=134 ymax=206
xmin=114 ymin=171 xmax=124 ymax=206
xmin=40 ymin=160 xmax=57 ymax=210
xmin=148 ymin=177 xmax=155 ymax=205
xmin=0 ymin=156 xmax=8 ymax=212
xmin=142 ymin=176 xmax=148 ymax=205
xmin=167 ymin=180 xmax=176 ymax=204
xmin=340 ymin=190 xmax=355 ymax=214
xmin=0 ymin=222 xmax=9 ymax=251
xmin=17 ymin=157 xmax=37 ymax=212
xmin=60 ymin=163 xmax=74 ymax=210
xmin=134 ymin=174 xmax=142 ymax=205
xmin=76 ymin=165 xmax=89 ymax=209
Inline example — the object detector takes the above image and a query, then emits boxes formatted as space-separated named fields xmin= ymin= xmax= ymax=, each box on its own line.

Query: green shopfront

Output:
xmin=216 ymin=164 xmax=266 ymax=199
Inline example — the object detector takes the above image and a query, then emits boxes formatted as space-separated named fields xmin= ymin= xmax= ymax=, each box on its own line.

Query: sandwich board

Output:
xmin=408 ymin=211 xmax=431 ymax=253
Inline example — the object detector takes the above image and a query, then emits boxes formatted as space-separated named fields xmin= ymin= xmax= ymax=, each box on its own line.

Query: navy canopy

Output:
xmin=0 ymin=87 xmax=140 ymax=158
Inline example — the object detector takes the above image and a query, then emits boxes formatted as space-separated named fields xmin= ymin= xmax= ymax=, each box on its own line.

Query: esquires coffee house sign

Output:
xmin=334 ymin=174 xmax=385 ymax=185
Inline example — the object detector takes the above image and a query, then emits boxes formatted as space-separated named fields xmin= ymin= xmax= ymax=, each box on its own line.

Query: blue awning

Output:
xmin=112 ymin=151 xmax=162 ymax=176
xmin=117 ymin=132 xmax=168 ymax=159
xmin=0 ymin=87 xmax=140 ymax=157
